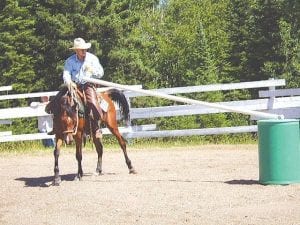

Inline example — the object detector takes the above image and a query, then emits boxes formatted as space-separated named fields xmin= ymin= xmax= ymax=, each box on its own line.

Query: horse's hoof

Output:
xmin=52 ymin=181 xmax=60 ymax=186
xmin=129 ymin=168 xmax=137 ymax=174
xmin=74 ymin=176 xmax=83 ymax=181
xmin=52 ymin=177 xmax=61 ymax=186
xmin=93 ymin=171 xmax=103 ymax=176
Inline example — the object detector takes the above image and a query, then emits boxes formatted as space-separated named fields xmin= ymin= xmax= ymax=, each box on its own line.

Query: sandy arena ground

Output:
xmin=0 ymin=144 xmax=299 ymax=225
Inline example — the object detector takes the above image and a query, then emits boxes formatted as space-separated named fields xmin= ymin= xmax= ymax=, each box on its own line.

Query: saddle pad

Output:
xmin=100 ymin=99 xmax=109 ymax=112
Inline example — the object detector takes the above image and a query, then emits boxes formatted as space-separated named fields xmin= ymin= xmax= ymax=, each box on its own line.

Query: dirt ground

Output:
xmin=0 ymin=144 xmax=299 ymax=225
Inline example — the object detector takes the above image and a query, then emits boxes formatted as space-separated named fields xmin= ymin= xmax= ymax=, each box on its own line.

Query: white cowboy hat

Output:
xmin=69 ymin=38 xmax=91 ymax=50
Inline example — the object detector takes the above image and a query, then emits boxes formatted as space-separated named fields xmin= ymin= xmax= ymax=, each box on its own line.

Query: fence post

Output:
xmin=267 ymin=78 xmax=275 ymax=110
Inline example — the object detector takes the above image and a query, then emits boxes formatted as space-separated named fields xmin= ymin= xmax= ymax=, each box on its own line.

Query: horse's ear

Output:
xmin=45 ymin=102 xmax=52 ymax=114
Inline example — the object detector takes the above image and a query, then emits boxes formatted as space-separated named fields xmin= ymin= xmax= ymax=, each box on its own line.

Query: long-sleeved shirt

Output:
xmin=30 ymin=101 xmax=53 ymax=133
xmin=63 ymin=52 xmax=104 ymax=85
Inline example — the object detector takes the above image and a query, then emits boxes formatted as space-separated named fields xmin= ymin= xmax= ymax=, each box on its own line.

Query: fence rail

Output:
xmin=0 ymin=79 xmax=298 ymax=142
xmin=124 ymin=79 xmax=286 ymax=97
xmin=259 ymin=88 xmax=300 ymax=97
xmin=129 ymin=96 xmax=300 ymax=119
xmin=0 ymin=86 xmax=12 ymax=92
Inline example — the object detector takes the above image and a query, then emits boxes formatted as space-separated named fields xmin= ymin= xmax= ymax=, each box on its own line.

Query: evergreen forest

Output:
xmin=0 ymin=0 xmax=300 ymax=142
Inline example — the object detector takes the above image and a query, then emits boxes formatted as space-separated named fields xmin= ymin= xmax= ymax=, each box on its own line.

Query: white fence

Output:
xmin=125 ymin=79 xmax=300 ymax=138
xmin=1 ymin=79 xmax=300 ymax=142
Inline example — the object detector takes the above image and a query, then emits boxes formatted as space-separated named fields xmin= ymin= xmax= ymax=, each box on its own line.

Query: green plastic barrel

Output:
xmin=258 ymin=119 xmax=300 ymax=185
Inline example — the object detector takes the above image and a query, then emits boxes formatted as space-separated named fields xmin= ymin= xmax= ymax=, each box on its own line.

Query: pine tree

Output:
xmin=0 ymin=0 xmax=40 ymax=92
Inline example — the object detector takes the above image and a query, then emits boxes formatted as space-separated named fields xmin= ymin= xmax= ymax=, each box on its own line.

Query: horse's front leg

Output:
xmin=75 ymin=136 xmax=83 ymax=180
xmin=93 ymin=136 xmax=103 ymax=175
xmin=53 ymin=138 xmax=63 ymax=186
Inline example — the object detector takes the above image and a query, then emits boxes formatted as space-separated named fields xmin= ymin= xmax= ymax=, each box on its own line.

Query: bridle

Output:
xmin=62 ymin=111 xmax=79 ymax=135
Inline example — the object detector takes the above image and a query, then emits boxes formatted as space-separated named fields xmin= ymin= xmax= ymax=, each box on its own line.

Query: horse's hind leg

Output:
xmin=109 ymin=126 xmax=136 ymax=174
xmin=93 ymin=136 xmax=103 ymax=175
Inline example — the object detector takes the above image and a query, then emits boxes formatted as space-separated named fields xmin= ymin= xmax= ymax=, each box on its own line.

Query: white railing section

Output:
xmin=84 ymin=77 xmax=284 ymax=120
xmin=0 ymin=86 xmax=12 ymax=92
xmin=1 ymin=79 xmax=298 ymax=142
xmin=124 ymin=79 xmax=286 ymax=97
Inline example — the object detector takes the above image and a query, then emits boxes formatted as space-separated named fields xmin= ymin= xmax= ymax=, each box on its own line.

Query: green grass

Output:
xmin=0 ymin=133 xmax=258 ymax=154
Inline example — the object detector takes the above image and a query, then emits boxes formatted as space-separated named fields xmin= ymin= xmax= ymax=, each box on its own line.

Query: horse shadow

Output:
xmin=15 ymin=174 xmax=76 ymax=187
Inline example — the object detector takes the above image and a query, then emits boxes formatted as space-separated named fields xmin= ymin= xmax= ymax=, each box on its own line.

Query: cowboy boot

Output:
xmin=84 ymin=84 xmax=103 ymax=121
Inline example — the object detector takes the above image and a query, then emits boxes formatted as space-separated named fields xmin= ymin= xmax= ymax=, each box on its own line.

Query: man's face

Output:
xmin=75 ymin=49 xmax=87 ymax=61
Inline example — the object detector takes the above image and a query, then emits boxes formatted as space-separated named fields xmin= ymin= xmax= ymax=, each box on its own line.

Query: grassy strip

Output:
xmin=0 ymin=133 xmax=257 ymax=155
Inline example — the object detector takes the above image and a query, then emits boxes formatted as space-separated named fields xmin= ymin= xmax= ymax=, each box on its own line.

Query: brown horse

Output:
xmin=46 ymin=85 xmax=136 ymax=185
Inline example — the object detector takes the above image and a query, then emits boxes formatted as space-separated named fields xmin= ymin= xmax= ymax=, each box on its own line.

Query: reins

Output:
xmin=72 ymin=107 xmax=79 ymax=135
xmin=62 ymin=89 xmax=80 ymax=135
xmin=70 ymin=89 xmax=79 ymax=135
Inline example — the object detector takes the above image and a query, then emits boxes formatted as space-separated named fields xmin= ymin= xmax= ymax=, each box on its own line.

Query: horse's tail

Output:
xmin=106 ymin=89 xmax=130 ymax=124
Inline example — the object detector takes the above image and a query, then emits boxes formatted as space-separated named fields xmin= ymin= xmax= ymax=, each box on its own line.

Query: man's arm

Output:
xmin=63 ymin=59 xmax=72 ymax=84
xmin=91 ymin=56 xmax=104 ymax=79
xmin=63 ymin=59 xmax=76 ymax=90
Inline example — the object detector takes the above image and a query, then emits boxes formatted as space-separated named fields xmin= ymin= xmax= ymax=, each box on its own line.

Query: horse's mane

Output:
xmin=45 ymin=84 xmax=69 ymax=116
xmin=60 ymin=95 xmax=76 ymax=118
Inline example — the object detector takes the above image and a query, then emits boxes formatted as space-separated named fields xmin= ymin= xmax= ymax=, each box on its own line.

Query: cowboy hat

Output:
xmin=69 ymin=38 xmax=91 ymax=50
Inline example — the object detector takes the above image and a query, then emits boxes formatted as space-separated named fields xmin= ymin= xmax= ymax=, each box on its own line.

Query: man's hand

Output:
xmin=85 ymin=65 xmax=93 ymax=77
xmin=67 ymin=81 xmax=77 ymax=92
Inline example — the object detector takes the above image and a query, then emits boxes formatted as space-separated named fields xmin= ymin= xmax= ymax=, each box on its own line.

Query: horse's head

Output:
xmin=58 ymin=94 xmax=78 ymax=144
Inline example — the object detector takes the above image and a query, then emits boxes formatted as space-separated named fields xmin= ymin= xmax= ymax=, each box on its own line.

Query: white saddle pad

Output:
xmin=100 ymin=99 xmax=109 ymax=112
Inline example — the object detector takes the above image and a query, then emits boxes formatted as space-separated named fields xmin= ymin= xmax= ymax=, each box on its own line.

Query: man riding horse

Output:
xmin=45 ymin=38 xmax=136 ymax=184
xmin=50 ymin=37 xmax=104 ymax=139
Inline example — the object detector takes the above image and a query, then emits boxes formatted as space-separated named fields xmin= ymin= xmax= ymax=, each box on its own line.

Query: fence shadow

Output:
xmin=15 ymin=174 xmax=76 ymax=187
xmin=225 ymin=179 xmax=260 ymax=185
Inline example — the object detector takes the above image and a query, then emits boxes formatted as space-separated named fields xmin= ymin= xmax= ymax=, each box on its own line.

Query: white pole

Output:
xmin=83 ymin=77 xmax=284 ymax=120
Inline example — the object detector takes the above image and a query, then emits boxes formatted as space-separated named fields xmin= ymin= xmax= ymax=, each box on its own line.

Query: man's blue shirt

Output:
xmin=63 ymin=52 xmax=104 ymax=85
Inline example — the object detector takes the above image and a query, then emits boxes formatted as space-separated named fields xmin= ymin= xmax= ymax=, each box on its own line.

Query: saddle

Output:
xmin=45 ymin=84 xmax=85 ymax=118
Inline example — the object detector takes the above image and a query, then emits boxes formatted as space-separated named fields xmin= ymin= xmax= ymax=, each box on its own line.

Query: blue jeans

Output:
xmin=42 ymin=138 xmax=55 ymax=147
